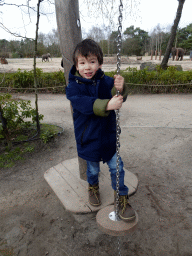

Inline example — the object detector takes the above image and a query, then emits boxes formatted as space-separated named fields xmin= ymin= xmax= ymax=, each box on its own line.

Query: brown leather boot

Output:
xmin=88 ymin=183 xmax=101 ymax=206
xmin=115 ymin=193 xmax=136 ymax=222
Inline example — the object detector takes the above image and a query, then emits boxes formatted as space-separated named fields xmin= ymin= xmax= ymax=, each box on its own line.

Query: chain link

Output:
xmin=116 ymin=0 xmax=123 ymax=76
xmin=117 ymin=237 xmax=122 ymax=256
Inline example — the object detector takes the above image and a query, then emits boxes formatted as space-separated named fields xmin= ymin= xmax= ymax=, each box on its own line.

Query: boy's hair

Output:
xmin=73 ymin=39 xmax=103 ymax=66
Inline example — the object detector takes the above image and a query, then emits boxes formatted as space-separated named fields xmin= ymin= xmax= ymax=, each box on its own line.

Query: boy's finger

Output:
xmin=114 ymin=75 xmax=122 ymax=80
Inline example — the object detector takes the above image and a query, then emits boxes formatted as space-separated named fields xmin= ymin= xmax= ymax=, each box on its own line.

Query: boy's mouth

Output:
xmin=85 ymin=72 xmax=93 ymax=77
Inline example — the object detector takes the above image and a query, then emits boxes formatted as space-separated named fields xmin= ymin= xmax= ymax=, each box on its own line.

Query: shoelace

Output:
xmin=89 ymin=186 xmax=99 ymax=200
xmin=119 ymin=196 xmax=129 ymax=214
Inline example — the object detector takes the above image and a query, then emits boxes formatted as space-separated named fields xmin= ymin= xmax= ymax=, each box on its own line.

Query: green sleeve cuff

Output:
xmin=111 ymin=86 xmax=116 ymax=97
xmin=111 ymin=84 xmax=129 ymax=101
xmin=93 ymin=99 xmax=110 ymax=117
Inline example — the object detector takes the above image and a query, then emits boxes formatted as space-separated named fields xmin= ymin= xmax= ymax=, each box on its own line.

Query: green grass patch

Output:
xmin=40 ymin=123 xmax=62 ymax=143
xmin=0 ymin=146 xmax=27 ymax=168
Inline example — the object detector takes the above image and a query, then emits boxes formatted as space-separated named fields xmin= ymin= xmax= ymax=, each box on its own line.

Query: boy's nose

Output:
xmin=85 ymin=63 xmax=90 ymax=69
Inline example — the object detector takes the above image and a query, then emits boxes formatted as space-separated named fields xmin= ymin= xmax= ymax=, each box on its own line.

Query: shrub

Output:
xmin=13 ymin=69 xmax=34 ymax=88
xmin=0 ymin=93 xmax=44 ymax=147
xmin=12 ymin=52 xmax=21 ymax=58
xmin=105 ymin=67 xmax=192 ymax=93
xmin=0 ymin=68 xmax=66 ymax=92
xmin=1 ymin=95 xmax=43 ymax=131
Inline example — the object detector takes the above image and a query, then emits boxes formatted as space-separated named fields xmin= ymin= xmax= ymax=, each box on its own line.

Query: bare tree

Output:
xmin=81 ymin=0 xmax=140 ymax=30
xmin=34 ymin=0 xmax=42 ymax=135
xmin=161 ymin=0 xmax=186 ymax=69
xmin=0 ymin=0 xmax=54 ymax=39
xmin=47 ymin=29 xmax=60 ymax=45
xmin=149 ymin=25 xmax=165 ymax=56
xmin=0 ymin=0 xmax=53 ymax=134
xmin=87 ymin=26 xmax=105 ymax=42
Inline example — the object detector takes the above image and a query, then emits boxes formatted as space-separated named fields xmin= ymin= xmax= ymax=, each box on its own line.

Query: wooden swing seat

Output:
xmin=44 ymin=157 xmax=138 ymax=214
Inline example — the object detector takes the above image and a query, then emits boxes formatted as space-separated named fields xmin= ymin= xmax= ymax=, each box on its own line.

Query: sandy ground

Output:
xmin=0 ymin=56 xmax=192 ymax=74
xmin=0 ymin=93 xmax=192 ymax=256
xmin=0 ymin=58 xmax=192 ymax=256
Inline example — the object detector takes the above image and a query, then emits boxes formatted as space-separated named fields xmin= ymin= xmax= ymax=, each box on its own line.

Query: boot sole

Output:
xmin=89 ymin=200 xmax=101 ymax=207
xmin=119 ymin=214 xmax=136 ymax=222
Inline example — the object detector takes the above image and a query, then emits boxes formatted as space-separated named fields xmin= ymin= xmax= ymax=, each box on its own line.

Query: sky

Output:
xmin=0 ymin=0 xmax=191 ymax=41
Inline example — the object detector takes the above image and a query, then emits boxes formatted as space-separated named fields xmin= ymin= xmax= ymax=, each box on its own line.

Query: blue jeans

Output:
xmin=86 ymin=153 xmax=128 ymax=196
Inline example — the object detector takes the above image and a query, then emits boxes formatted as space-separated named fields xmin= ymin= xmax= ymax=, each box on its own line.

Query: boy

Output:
xmin=66 ymin=39 xmax=136 ymax=222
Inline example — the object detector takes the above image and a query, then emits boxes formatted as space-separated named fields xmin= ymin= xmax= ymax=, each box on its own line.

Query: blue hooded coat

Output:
xmin=66 ymin=65 xmax=128 ymax=163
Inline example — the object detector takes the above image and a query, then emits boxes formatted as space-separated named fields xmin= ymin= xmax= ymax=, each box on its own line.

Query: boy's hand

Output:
xmin=106 ymin=95 xmax=123 ymax=110
xmin=114 ymin=75 xmax=124 ymax=93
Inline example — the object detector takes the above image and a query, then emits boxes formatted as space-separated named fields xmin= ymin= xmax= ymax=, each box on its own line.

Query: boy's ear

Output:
xmin=99 ymin=65 xmax=102 ymax=69
xmin=76 ymin=65 xmax=79 ymax=71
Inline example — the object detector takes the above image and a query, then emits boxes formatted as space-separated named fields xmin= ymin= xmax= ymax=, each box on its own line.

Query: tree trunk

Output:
xmin=33 ymin=0 xmax=41 ymax=134
xmin=55 ymin=0 xmax=87 ymax=180
xmin=55 ymin=0 xmax=82 ymax=84
xmin=0 ymin=105 xmax=12 ymax=150
xmin=160 ymin=0 xmax=185 ymax=69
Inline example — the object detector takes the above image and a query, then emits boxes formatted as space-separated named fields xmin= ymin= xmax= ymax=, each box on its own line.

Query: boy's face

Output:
xmin=76 ymin=54 xmax=102 ymax=79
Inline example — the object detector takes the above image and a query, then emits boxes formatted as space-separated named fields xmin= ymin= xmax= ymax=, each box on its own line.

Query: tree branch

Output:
xmin=0 ymin=22 xmax=34 ymax=40
xmin=0 ymin=2 xmax=53 ymax=15
xmin=0 ymin=0 xmax=54 ymax=40
xmin=47 ymin=0 xmax=54 ymax=4
xmin=0 ymin=2 xmax=36 ymax=12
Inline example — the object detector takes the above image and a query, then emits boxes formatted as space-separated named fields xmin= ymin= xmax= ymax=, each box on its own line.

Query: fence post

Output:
xmin=159 ymin=50 xmax=162 ymax=61
xmin=151 ymin=50 xmax=153 ymax=60
xmin=155 ymin=50 xmax=157 ymax=60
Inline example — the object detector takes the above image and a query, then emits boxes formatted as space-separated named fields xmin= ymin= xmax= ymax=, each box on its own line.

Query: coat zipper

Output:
xmin=81 ymin=121 xmax=89 ymax=145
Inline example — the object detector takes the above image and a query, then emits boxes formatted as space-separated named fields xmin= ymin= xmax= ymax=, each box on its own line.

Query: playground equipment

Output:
xmin=95 ymin=0 xmax=138 ymax=237
xmin=44 ymin=2 xmax=138 ymax=253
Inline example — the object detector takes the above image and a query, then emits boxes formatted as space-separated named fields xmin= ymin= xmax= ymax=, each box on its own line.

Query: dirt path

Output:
xmin=1 ymin=56 xmax=192 ymax=73
xmin=0 ymin=93 xmax=192 ymax=256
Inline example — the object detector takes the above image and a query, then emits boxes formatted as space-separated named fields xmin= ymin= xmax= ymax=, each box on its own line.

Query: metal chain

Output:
xmin=115 ymin=0 xmax=123 ymax=221
xmin=117 ymin=238 xmax=122 ymax=256
xmin=116 ymin=0 xmax=123 ymax=77
xmin=116 ymin=2 xmax=123 ymax=255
